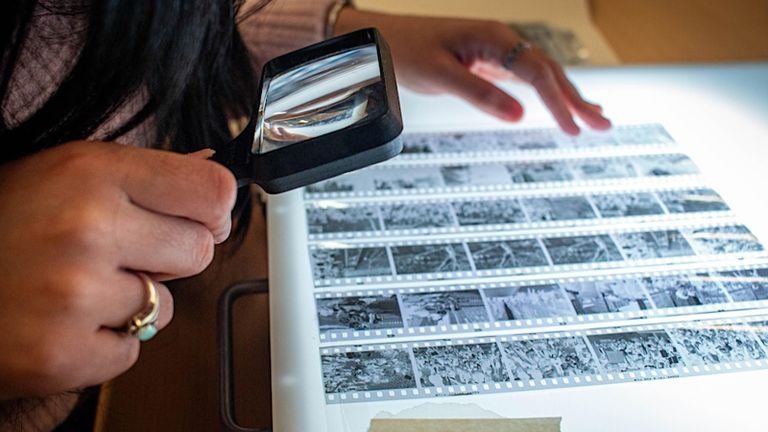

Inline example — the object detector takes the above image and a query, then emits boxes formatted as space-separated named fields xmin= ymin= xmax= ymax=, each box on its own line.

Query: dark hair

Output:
xmin=0 ymin=0 xmax=262 ymax=240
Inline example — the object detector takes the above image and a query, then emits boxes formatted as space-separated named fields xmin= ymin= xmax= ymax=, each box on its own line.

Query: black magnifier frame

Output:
xmin=213 ymin=28 xmax=403 ymax=194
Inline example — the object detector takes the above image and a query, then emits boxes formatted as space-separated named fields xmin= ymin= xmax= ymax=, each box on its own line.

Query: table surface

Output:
xmin=98 ymin=2 xmax=768 ymax=430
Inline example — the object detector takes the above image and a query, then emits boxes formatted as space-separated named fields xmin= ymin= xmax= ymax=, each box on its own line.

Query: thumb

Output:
xmin=437 ymin=57 xmax=524 ymax=122
xmin=186 ymin=148 xmax=216 ymax=159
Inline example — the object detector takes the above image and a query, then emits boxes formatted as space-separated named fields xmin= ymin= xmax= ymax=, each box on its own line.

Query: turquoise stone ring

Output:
xmin=136 ymin=323 xmax=158 ymax=342
xmin=125 ymin=272 xmax=161 ymax=342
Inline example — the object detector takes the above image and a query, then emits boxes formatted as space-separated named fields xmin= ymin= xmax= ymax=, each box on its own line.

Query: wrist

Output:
xmin=332 ymin=6 xmax=382 ymax=37
xmin=327 ymin=0 xmax=353 ymax=38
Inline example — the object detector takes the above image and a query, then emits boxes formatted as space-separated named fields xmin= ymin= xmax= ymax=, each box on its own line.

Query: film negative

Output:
xmin=309 ymin=222 xmax=766 ymax=288
xmin=304 ymin=153 xmax=701 ymax=199
xmin=315 ymin=263 xmax=768 ymax=343
xmin=399 ymin=123 xmax=675 ymax=160
xmin=301 ymin=123 xmax=768 ymax=408
xmin=320 ymin=314 xmax=768 ymax=404
xmin=306 ymin=187 xmax=732 ymax=241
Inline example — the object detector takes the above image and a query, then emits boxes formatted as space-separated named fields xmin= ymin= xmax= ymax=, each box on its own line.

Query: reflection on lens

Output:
xmin=256 ymin=44 xmax=382 ymax=154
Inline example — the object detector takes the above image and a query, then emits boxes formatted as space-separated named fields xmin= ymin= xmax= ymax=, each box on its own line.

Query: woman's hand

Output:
xmin=335 ymin=8 xmax=611 ymax=135
xmin=0 ymin=141 xmax=236 ymax=400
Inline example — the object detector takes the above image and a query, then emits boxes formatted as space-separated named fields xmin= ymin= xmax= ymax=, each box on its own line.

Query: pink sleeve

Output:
xmin=238 ymin=0 xmax=340 ymax=73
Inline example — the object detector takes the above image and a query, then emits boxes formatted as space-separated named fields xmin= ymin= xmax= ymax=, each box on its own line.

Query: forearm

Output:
xmin=333 ymin=5 xmax=379 ymax=37
xmin=237 ymin=0 xmax=340 ymax=72
xmin=0 ymin=393 xmax=79 ymax=432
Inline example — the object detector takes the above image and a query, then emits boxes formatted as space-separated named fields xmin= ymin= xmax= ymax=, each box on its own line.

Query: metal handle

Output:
xmin=217 ymin=279 xmax=271 ymax=432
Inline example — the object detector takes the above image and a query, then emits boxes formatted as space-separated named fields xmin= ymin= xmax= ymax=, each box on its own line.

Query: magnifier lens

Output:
xmin=256 ymin=44 xmax=383 ymax=154
xmin=214 ymin=29 xmax=402 ymax=194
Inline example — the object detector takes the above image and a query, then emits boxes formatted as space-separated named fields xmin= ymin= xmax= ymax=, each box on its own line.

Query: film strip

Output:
xmin=321 ymin=314 xmax=768 ymax=404
xmin=316 ymin=262 xmax=768 ymax=343
xmin=398 ymin=123 xmax=675 ymax=160
xmin=304 ymin=153 xmax=701 ymax=199
xmin=309 ymin=222 xmax=766 ymax=288
xmin=306 ymin=186 xmax=732 ymax=241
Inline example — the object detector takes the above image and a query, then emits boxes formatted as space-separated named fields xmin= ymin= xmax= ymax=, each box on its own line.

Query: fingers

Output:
xmin=458 ymin=23 xmax=610 ymax=133
xmin=500 ymin=48 xmax=573 ymax=135
xmin=114 ymin=201 xmax=215 ymax=280
xmin=96 ymin=271 xmax=174 ymax=330
xmin=118 ymin=147 xmax=237 ymax=244
xmin=155 ymin=281 xmax=174 ymax=330
xmin=78 ymin=330 xmax=140 ymax=388
xmin=187 ymin=148 xmax=216 ymax=159
xmin=507 ymin=48 xmax=612 ymax=134
xmin=469 ymin=61 xmax=515 ymax=82
xmin=526 ymin=60 xmax=581 ymax=135
xmin=76 ymin=272 xmax=174 ymax=385
xmin=437 ymin=55 xmax=524 ymax=122
xmin=544 ymin=57 xmax=612 ymax=130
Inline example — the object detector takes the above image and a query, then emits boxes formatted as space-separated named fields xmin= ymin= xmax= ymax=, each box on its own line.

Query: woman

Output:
xmin=0 ymin=0 xmax=609 ymax=429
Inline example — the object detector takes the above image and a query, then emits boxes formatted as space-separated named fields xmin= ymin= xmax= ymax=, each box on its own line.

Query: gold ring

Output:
xmin=501 ymin=41 xmax=532 ymax=70
xmin=126 ymin=272 xmax=160 ymax=342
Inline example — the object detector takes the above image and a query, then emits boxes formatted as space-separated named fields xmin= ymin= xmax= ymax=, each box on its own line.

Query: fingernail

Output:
xmin=188 ymin=149 xmax=216 ymax=159
xmin=594 ymin=113 xmax=612 ymax=129
xmin=500 ymin=101 xmax=524 ymax=122
xmin=214 ymin=218 xmax=233 ymax=244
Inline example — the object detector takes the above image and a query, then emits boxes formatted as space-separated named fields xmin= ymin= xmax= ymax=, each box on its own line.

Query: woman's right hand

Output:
xmin=0 ymin=141 xmax=236 ymax=400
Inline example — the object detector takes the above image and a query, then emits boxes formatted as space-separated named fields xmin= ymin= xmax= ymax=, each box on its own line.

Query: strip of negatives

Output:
xmin=304 ymin=153 xmax=701 ymax=199
xmin=306 ymin=187 xmax=732 ymax=241
xmin=398 ymin=123 xmax=675 ymax=160
xmin=320 ymin=315 xmax=768 ymax=404
xmin=315 ymin=263 xmax=768 ymax=343
xmin=309 ymin=222 xmax=766 ymax=288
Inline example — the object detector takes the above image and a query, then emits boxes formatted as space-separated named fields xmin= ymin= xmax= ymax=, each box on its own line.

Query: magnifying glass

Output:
xmin=213 ymin=28 xmax=403 ymax=194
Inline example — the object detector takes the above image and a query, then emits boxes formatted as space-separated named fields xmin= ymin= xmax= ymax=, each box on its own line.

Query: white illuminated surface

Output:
xmin=398 ymin=63 xmax=768 ymax=243
xmin=267 ymin=63 xmax=768 ymax=432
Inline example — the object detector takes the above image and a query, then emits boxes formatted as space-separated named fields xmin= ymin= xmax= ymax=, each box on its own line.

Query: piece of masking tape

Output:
xmin=369 ymin=403 xmax=560 ymax=432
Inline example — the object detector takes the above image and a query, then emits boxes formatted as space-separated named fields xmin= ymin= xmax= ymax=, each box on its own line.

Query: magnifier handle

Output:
xmin=213 ymin=119 xmax=257 ymax=188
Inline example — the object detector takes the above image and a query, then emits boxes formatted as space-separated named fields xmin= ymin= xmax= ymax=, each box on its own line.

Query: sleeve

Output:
xmin=237 ymin=0 xmax=341 ymax=73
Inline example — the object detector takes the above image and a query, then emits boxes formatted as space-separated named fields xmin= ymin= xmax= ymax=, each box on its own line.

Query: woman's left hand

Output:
xmin=334 ymin=8 xmax=611 ymax=135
